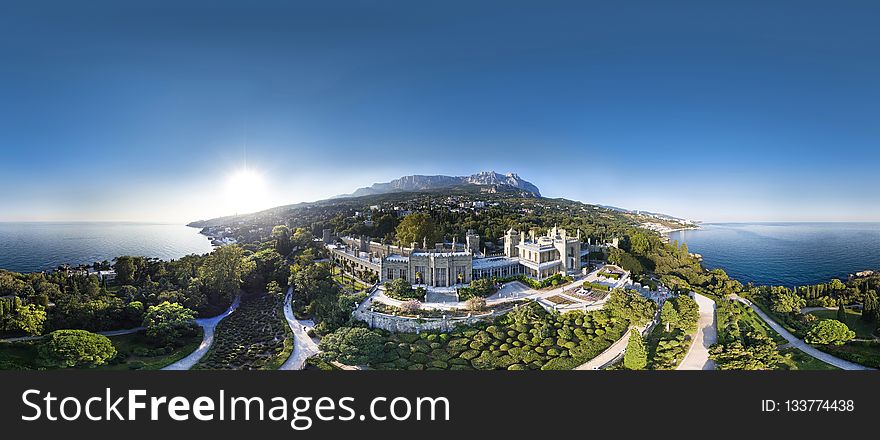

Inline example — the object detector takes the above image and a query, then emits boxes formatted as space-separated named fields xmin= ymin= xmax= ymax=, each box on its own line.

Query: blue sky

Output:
xmin=1 ymin=1 xmax=879 ymax=223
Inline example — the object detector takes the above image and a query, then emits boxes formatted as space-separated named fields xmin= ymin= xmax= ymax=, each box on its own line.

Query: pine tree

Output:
xmin=623 ymin=329 xmax=648 ymax=370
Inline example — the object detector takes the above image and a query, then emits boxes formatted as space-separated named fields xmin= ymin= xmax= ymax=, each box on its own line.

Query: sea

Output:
xmin=667 ymin=222 xmax=880 ymax=287
xmin=0 ymin=222 xmax=215 ymax=273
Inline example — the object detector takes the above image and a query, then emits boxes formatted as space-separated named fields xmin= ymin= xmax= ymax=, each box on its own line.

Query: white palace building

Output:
xmin=326 ymin=226 xmax=590 ymax=289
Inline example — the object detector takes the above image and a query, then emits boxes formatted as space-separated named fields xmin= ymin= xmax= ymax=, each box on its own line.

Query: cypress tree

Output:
xmin=623 ymin=328 xmax=648 ymax=370
xmin=862 ymin=291 xmax=878 ymax=323
xmin=836 ymin=303 xmax=847 ymax=324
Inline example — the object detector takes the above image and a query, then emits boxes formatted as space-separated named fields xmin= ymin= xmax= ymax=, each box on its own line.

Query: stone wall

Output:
xmin=352 ymin=308 xmax=493 ymax=334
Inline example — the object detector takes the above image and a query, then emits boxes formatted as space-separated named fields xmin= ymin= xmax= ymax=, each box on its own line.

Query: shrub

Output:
xmin=399 ymin=300 xmax=422 ymax=314
xmin=465 ymin=296 xmax=487 ymax=312
xmin=38 ymin=330 xmax=117 ymax=368
xmin=805 ymin=319 xmax=855 ymax=346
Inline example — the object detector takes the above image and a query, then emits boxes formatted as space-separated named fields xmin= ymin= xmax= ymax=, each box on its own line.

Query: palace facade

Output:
xmin=327 ymin=227 xmax=588 ymax=288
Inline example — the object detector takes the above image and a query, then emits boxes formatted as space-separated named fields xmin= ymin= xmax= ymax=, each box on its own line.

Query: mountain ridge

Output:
xmin=337 ymin=171 xmax=541 ymax=198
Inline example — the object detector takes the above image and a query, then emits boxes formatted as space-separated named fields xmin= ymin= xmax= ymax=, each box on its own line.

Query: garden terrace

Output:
xmin=195 ymin=293 xmax=292 ymax=370
xmin=325 ymin=302 xmax=628 ymax=370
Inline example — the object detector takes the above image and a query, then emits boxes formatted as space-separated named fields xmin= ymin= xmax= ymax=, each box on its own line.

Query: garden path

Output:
xmin=279 ymin=287 xmax=320 ymax=370
xmin=731 ymin=295 xmax=873 ymax=371
xmin=677 ymin=292 xmax=717 ymax=370
xmin=161 ymin=295 xmax=241 ymax=370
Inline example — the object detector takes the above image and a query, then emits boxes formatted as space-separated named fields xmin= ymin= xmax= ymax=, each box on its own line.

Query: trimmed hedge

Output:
xmin=324 ymin=302 xmax=626 ymax=370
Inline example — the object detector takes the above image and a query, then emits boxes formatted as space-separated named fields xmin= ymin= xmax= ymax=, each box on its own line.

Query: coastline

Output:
xmin=0 ymin=222 xmax=215 ymax=274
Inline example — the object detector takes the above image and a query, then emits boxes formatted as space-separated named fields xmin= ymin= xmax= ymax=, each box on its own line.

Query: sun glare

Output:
xmin=225 ymin=168 xmax=270 ymax=214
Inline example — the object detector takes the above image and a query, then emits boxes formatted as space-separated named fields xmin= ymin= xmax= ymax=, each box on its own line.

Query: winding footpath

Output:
xmin=677 ymin=293 xmax=718 ymax=370
xmin=279 ymin=287 xmax=320 ymax=370
xmin=1 ymin=326 xmax=146 ymax=344
xmin=161 ymin=295 xmax=241 ymax=370
xmin=731 ymin=295 xmax=874 ymax=371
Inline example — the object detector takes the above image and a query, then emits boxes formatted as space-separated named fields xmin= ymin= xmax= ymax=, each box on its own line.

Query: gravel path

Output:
xmin=732 ymin=295 xmax=874 ymax=371
xmin=677 ymin=293 xmax=717 ymax=370
xmin=279 ymin=288 xmax=320 ymax=370
xmin=161 ymin=295 xmax=240 ymax=371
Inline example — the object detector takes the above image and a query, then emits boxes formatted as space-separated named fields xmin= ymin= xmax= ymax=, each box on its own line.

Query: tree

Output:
xmin=143 ymin=301 xmax=199 ymax=346
xmin=10 ymin=303 xmax=46 ymax=336
xmin=605 ymin=289 xmax=656 ymax=326
xmin=271 ymin=225 xmax=292 ymax=256
xmin=384 ymin=278 xmax=422 ymax=300
xmin=660 ymin=301 xmax=679 ymax=332
xmin=395 ymin=213 xmax=439 ymax=247
xmin=318 ymin=327 xmax=385 ymax=366
xmin=671 ymin=295 xmax=700 ymax=332
xmin=38 ymin=330 xmax=117 ymax=368
xmin=770 ymin=288 xmax=805 ymax=314
xmin=836 ymin=303 xmax=847 ymax=325
xmin=465 ymin=296 xmax=487 ymax=312
xmin=862 ymin=291 xmax=878 ymax=323
xmin=267 ymin=280 xmax=283 ymax=297
xmin=468 ymin=278 xmax=495 ymax=297
xmin=805 ymin=319 xmax=855 ymax=346
xmin=199 ymin=245 xmax=255 ymax=306
xmin=113 ymin=256 xmax=141 ymax=285
xmin=710 ymin=332 xmax=782 ymax=370
xmin=623 ymin=329 xmax=647 ymax=370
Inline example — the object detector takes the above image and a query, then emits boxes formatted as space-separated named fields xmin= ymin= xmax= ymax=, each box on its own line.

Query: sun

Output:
xmin=225 ymin=168 xmax=269 ymax=214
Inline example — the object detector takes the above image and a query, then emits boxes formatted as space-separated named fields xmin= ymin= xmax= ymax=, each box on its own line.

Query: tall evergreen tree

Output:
xmin=836 ymin=303 xmax=847 ymax=324
xmin=861 ymin=291 xmax=877 ymax=323
xmin=623 ymin=329 xmax=648 ymax=370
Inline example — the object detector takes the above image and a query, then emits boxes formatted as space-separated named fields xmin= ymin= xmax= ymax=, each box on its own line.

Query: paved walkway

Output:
xmin=162 ymin=295 xmax=241 ymax=370
xmin=575 ymin=327 xmax=637 ymax=370
xmin=677 ymin=293 xmax=717 ymax=370
xmin=732 ymin=295 xmax=874 ymax=371
xmin=1 ymin=326 xmax=145 ymax=343
xmin=576 ymin=316 xmax=655 ymax=370
xmin=800 ymin=306 xmax=836 ymax=314
xmin=279 ymin=288 xmax=320 ymax=370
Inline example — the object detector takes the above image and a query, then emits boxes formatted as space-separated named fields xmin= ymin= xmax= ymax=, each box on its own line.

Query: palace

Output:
xmin=327 ymin=226 xmax=590 ymax=288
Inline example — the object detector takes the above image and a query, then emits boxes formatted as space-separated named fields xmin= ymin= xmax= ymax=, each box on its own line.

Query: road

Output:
xmin=279 ymin=288 xmax=320 ymax=370
xmin=161 ymin=295 xmax=241 ymax=370
xmin=732 ymin=295 xmax=874 ymax=371
xmin=677 ymin=293 xmax=717 ymax=370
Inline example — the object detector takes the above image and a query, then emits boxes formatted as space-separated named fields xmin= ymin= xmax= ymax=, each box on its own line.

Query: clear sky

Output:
xmin=2 ymin=1 xmax=879 ymax=223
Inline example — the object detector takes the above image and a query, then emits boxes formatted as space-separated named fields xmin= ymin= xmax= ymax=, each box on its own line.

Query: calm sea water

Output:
xmin=668 ymin=222 xmax=880 ymax=287
xmin=0 ymin=222 xmax=215 ymax=273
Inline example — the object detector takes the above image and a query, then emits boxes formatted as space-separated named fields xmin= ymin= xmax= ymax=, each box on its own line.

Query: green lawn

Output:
xmin=98 ymin=329 xmax=203 ymax=370
xmin=0 ymin=329 xmax=203 ymax=370
xmin=0 ymin=341 xmax=40 ymax=370
xmin=808 ymin=309 xmax=876 ymax=339
xmin=778 ymin=347 xmax=840 ymax=371
xmin=331 ymin=266 xmax=370 ymax=291
xmin=817 ymin=341 xmax=880 ymax=369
